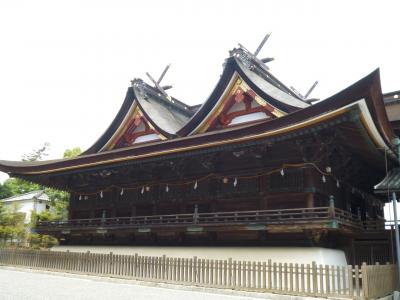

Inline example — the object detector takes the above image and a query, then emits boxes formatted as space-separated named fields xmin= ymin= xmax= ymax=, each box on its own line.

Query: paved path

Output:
xmin=0 ymin=267 xmax=268 ymax=300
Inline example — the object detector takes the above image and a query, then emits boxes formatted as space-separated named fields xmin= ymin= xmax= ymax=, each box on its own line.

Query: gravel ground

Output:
xmin=0 ymin=267 xmax=268 ymax=300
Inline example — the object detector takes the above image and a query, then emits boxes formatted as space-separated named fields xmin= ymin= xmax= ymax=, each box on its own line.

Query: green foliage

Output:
xmin=0 ymin=183 xmax=12 ymax=199
xmin=0 ymin=203 xmax=27 ymax=246
xmin=35 ymin=146 xmax=81 ymax=222
xmin=28 ymin=233 xmax=58 ymax=249
xmin=43 ymin=188 xmax=69 ymax=220
xmin=63 ymin=147 xmax=81 ymax=158
xmin=1 ymin=143 xmax=50 ymax=197
xmin=0 ymin=145 xmax=81 ymax=248
xmin=2 ymin=178 xmax=40 ymax=196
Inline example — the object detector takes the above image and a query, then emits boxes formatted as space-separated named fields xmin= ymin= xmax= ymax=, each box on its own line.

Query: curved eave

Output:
xmin=0 ymin=106 xmax=382 ymax=178
xmin=177 ymin=57 xmax=306 ymax=136
xmin=81 ymin=87 xmax=176 ymax=155
xmin=82 ymin=88 xmax=136 ymax=155
xmin=0 ymin=69 xmax=395 ymax=178
xmin=318 ymin=68 xmax=395 ymax=150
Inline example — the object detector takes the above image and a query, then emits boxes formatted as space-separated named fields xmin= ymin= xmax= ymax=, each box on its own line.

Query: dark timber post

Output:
xmin=193 ymin=204 xmax=199 ymax=224
xmin=392 ymin=192 xmax=400 ymax=283
xmin=329 ymin=195 xmax=335 ymax=217
xmin=391 ymin=137 xmax=400 ymax=286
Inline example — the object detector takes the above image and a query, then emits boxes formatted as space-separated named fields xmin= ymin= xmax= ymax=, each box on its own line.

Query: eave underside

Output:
xmin=7 ymin=108 xmax=390 ymax=195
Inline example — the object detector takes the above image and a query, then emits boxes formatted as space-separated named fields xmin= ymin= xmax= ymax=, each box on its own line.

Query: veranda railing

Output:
xmin=0 ymin=248 xmax=396 ymax=299
xmin=37 ymin=207 xmax=383 ymax=231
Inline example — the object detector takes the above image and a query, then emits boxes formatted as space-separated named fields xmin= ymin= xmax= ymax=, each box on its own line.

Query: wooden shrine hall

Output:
xmin=0 ymin=44 xmax=398 ymax=264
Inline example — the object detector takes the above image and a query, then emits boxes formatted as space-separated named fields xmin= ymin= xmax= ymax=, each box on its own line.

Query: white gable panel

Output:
xmin=134 ymin=134 xmax=161 ymax=144
xmin=230 ymin=112 xmax=269 ymax=125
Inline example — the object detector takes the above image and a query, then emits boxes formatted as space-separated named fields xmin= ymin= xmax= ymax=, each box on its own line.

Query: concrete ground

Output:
xmin=0 ymin=267 xmax=305 ymax=300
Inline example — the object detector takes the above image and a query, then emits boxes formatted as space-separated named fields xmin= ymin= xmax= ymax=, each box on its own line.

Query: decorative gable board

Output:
xmin=102 ymin=104 xmax=166 ymax=151
xmin=194 ymin=75 xmax=286 ymax=133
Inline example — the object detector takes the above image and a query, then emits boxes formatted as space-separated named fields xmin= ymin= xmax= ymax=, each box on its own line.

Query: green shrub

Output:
xmin=28 ymin=233 xmax=58 ymax=249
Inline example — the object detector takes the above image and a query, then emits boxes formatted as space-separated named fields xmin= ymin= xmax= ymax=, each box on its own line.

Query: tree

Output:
xmin=2 ymin=178 xmax=40 ymax=196
xmin=39 ymin=147 xmax=81 ymax=221
xmin=1 ymin=142 xmax=50 ymax=196
xmin=63 ymin=147 xmax=81 ymax=158
xmin=0 ymin=202 xmax=27 ymax=246
xmin=0 ymin=183 xmax=12 ymax=199
xmin=2 ymin=144 xmax=81 ymax=202
xmin=0 ymin=145 xmax=81 ymax=247
xmin=21 ymin=142 xmax=50 ymax=162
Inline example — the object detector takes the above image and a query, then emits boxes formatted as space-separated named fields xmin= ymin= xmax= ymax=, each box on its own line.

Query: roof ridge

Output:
xmin=0 ymin=189 xmax=45 ymax=201
xmin=229 ymin=47 xmax=303 ymax=100
xmin=131 ymin=79 xmax=196 ymax=115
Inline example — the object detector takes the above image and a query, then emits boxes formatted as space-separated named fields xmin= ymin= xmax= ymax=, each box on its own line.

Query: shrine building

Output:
xmin=0 ymin=45 xmax=398 ymax=265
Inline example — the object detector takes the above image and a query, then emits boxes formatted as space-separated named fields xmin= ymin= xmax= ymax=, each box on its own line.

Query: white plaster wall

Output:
xmin=3 ymin=199 xmax=48 ymax=223
xmin=53 ymin=246 xmax=348 ymax=266
xmin=35 ymin=201 xmax=48 ymax=215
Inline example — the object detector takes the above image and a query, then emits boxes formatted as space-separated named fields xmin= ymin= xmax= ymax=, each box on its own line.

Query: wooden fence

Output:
xmin=0 ymin=248 xmax=396 ymax=299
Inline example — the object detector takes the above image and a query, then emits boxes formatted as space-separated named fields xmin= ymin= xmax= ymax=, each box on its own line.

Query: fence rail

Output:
xmin=0 ymin=248 xmax=396 ymax=299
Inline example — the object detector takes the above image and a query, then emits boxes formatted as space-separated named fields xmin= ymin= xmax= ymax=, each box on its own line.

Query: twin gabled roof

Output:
xmin=0 ymin=45 xmax=397 ymax=185
xmin=84 ymin=46 xmax=310 ymax=155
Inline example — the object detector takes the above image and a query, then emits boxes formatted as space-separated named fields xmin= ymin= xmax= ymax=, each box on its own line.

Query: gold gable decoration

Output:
xmin=106 ymin=106 xmax=166 ymax=151
xmin=196 ymin=76 xmax=286 ymax=133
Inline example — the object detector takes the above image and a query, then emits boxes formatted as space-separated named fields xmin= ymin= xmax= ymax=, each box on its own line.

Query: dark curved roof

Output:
xmin=375 ymin=167 xmax=400 ymax=193
xmin=177 ymin=50 xmax=309 ymax=136
xmin=82 ymin=46 xmax=311 ymax=153
xmin=0 ymin=69 xmax=396 ymax=182
xmin=82 ymin=81 xmax=195 ymax=155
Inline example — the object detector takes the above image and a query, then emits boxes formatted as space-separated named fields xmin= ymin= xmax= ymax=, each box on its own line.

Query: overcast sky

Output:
xmin=0 ymin=0 xmax=399 ymax=184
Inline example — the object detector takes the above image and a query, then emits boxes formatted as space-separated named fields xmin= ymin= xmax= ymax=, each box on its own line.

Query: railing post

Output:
xmin=328 ymin=195 xmax=335 ymax=218
xmin=193 ymin=205 xmax=198 ymax=224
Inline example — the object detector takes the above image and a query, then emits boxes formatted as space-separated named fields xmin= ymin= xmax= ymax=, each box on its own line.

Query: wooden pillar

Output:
xmin=131 ymin=206 xmax=136 ymax=217
xmin=305 ymin=168 xmax=315 ymax=208
xmin=111 ymin=207 xmax=117 ymax=218
xmin=152 ymin=204 xmax=157 ymax=215
xmin=260 ymin=196 xmax=268 ymax=210
xmin=211 ymin=202 xmax=218 ymax=212
xmin=306 ymin=193 xmax=314 ymax=208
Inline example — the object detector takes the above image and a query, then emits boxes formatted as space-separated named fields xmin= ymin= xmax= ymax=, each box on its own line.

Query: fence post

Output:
xmin=268 ymin=260 xmax=272 ymax=290
xmin=262 ymin=261 xmax=266 ymax=289
xmin=325 ymin=265 xmax=330 ymax=295
xmin=228 ymin=258 xmax=232 ymax=287
xmin=193 ymin=256 xmax=198 ymax=283
xmin=237 ymin=261 xmax=241 ymax=288
xmin=1 ymin=249 xmax=397 ymax=299
xmin=312 ymin=261 xmax=318 ymax=296
xmin=354 ymin=265 xmax=360 ymax=298
xmin=34 ymin=250 xmax=39 ymax=268
xmin=361 ymin=262 xmax=368 ymax=299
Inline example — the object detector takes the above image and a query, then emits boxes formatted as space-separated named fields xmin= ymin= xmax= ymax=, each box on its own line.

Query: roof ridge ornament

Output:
xmin=290 ymin=81 xmax=320 ymax=103
xmin=230 ymin=32 xmax=274 ymax=70
xmin=146 ymin=64 xmax=173 ymax=101
xmin=131 ymin=78 xmax=148 ymax=99
xmin=231 ymin=35 xmax=316 ymax=103
xmin=130 ymin=78 xmax=144 ymax=87
xmin=254 ymin=32 xmax=272 ymax=57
